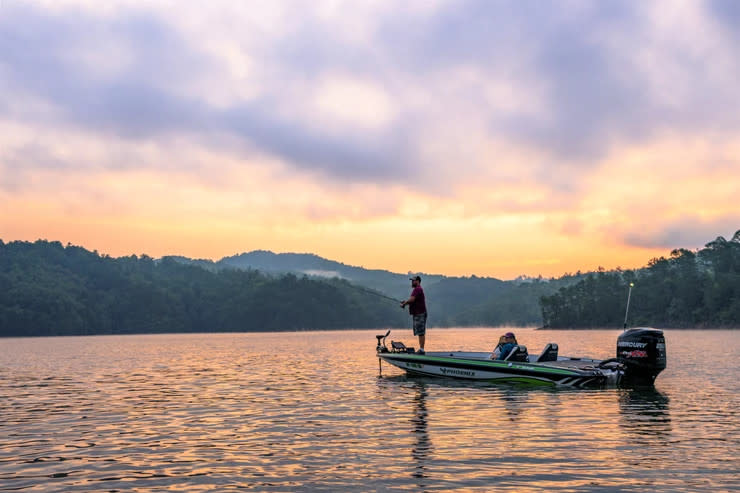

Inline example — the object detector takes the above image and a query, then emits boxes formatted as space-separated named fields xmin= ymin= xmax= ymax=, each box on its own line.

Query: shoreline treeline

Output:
xmin=540 ymin=232 xmax=740 ymax=328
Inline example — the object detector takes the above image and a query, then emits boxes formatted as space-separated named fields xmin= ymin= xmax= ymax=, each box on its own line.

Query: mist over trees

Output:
xmin=540 ymin=231 xmax=740 ymax=328
xmin=426 ymin=274 xmax=581 ymax=327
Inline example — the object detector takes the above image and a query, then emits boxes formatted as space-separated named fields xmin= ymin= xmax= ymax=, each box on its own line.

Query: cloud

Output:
xmin=232 ymin=0 xmax=740 ymax=191
xmin=220 ymin=100 xmax=414 ymax=183
xmin=0 ymin=3 xmax=421 ymax=184
xmin=708 ymin=0 xmax=740 ymax=36
xmin=623 ymin=215 xmax=740 ymax=249
xmin=1 ymin=0 xmax=739 ymax=232
xmin=4 ymin=3 xmax=739 ymax=171
xmin=0 ymin=5 xmax=214 ymax=135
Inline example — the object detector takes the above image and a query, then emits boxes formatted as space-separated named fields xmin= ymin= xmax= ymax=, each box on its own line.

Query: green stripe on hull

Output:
xmin=387 ymin=354 xmax=581 ymax=377
xmin=485 ymin=377 xmax=557 ymax=386
xmin=404 ymin=367 xmax=559 ymax=385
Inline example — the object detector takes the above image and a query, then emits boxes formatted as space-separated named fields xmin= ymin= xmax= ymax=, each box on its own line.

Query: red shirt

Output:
xmin=409 ymin=286 xmax=426 ymax=315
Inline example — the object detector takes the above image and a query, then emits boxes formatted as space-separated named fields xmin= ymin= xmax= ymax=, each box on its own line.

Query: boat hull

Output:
xmin=378 ymin=351 xmax=617 ymax=388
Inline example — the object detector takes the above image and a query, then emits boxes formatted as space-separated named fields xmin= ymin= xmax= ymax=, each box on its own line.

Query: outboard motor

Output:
xmin=617 ymin=328 xmax=666 ymax=385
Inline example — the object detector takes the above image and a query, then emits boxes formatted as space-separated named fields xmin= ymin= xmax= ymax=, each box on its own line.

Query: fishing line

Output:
xmin=341 ymin=282 xmax=402 ymax=304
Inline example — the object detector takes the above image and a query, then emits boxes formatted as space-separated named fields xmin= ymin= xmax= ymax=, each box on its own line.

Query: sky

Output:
xmin=1 ymin=0 xmax=739 ymax=279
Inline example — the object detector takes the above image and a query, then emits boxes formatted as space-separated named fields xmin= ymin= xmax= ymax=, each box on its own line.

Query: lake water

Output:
xmin=1 ymin=328 xmax=738 ymax=492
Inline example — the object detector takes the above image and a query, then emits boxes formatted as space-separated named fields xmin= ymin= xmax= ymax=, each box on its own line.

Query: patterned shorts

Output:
xmin=412 ymin=312 xmax=427 ymax=336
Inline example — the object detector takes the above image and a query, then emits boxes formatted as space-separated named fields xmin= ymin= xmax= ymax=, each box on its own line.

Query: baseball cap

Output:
xmin=410 ymin=275 xmax=421 ymax=282
xmin=504 ymin=332 xmax=515 ymax=338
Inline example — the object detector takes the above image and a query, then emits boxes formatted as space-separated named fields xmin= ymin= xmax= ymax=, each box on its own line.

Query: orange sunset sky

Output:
xmin=1 ymin=1 xmax=738 ymax=279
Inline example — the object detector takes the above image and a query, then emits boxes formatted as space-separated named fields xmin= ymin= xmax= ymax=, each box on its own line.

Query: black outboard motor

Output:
xmin=617 ymin=328 xmax=666 ymax=385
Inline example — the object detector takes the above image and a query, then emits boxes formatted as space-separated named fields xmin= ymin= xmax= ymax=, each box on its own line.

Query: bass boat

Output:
xmin=375 ymin=328 xmax=666 ymax=388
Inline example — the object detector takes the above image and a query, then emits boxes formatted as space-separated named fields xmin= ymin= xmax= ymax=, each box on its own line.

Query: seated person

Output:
xmin=491 ymin=331 xmax=518 ymax=360
xmin=490 ymin=335 xmax=507 ymax=359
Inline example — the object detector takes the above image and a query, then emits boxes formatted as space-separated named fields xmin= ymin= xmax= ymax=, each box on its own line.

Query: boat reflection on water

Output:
xmin=499 ymin=386 xmax=532 ymax=422
xmin=618 ymin=387 xmax=672 ymax=438
xmin=410 ymin=381 xmax=431 ymax=483
xmin=376 ymin=373 xmax=537 ymax=489
xmin=376 ymin=373 xmax=677 ymax=491
xmin=375 ymin=375 xmax=435 ymax=488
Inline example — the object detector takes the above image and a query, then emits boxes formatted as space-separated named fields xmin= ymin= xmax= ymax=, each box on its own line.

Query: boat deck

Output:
xmin=420 ymin=351 xmax=605 ymax=372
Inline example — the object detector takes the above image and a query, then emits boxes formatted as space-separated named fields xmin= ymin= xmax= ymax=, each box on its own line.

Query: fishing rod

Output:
xmin=344 ymin=283 xmax=403 ymax=303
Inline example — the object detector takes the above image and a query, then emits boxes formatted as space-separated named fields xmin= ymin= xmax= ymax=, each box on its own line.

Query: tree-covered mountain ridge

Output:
xmin=159 ymin=250 xmax=582 ymax=327
xmin=0 ymin=240 xmax=407 ymax=336
xmin=0 ymin=239 xmax=568 ymax=336
xmin=1 ymin=231 xmax=738 ymax=336
xmin=541 ymin=231 xmax=740 ymax=329
xmin=169 ymin=249 xmax=444 ymax=298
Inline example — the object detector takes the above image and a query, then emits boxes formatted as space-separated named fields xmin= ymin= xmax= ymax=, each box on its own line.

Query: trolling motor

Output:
xmin=376 ymin=330 xmax=390 ymax=353
xmin=376 ymin=330 xmax=392 ymax=376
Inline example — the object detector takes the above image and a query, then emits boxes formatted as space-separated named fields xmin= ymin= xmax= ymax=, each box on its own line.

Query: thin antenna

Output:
xmin=623 ymin=282 xmax=634 ymax=329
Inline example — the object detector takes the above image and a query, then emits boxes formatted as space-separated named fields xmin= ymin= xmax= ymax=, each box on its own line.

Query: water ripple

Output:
xmin=0 ymin=329 xmax=738 ymax=491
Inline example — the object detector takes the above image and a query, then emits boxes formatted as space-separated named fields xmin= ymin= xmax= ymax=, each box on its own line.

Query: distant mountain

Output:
xmin=205 ymin=250 xmax=560 ymax=325
xmin=216 ymin=250 xmax=446 ymax=299
xmin=167 ymin=249 xmax=550 ymax=324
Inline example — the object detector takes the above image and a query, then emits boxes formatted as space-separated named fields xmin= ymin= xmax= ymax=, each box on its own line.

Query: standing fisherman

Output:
xmin=401 ymin=275 xmax=427 ymax=354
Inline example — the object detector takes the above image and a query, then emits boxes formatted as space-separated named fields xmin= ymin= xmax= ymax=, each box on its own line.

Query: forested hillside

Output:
xmin=540 ymin=232 xmax=740 ymax=328
xmin=0 ymin=240 xmax=569 ymax=336
xmin=217 ymin=250 xmax=438 ymax=297
xmin=3 ymin=232 xmax=737 ymax=336
xmin=0 ymin=240 xmax=407 ymax=336
xmin=204 ymin=252 xmax=573 ymax=327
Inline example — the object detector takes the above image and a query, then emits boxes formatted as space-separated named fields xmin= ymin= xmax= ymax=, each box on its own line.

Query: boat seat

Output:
xmin=504 ymin=345 xmax=529 ymax=362
xmin=391 ymin=341 xmax=415 ymax=353
xmin=536 ymin=343 xmax=558 ymax=362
